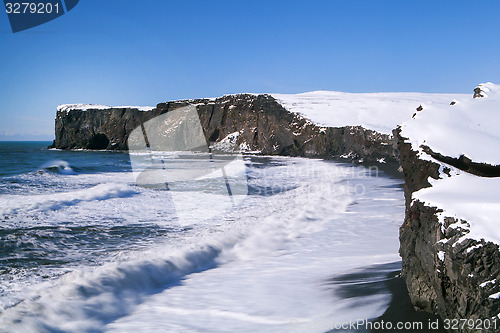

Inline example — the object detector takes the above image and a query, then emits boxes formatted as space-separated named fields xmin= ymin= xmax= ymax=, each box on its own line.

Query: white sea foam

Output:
xmin=0 ymin=157 xmax=404 ymax=333
xmin=40 ymin=160 xmax=76 ymax=175
xmin=0 ymin=183 xmax=137 ymax=217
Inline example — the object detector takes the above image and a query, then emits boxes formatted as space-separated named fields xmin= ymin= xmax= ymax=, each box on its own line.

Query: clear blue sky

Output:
xmin=1 ymin=0 xmax=500 ymax=140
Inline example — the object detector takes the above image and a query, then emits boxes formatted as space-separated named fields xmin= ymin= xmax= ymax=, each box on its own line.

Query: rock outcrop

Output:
xmin=50 ymin=94 xmax=398 ymax=163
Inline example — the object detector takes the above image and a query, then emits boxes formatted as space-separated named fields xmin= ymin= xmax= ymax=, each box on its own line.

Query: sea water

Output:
xmin=0 ymin=142 xmax=405 ymax=332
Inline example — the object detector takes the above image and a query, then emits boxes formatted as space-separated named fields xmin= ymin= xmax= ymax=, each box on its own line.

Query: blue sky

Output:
xmin=1 ymin=0 xmax=500 ymax=140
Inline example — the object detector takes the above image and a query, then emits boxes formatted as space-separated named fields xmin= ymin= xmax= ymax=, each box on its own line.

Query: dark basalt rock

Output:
xmin=473 ymin=87 xmax=485 ymax=99
xmin=420 ymin=145 xmax=500 ymax=178
xmin=87 ymin=133 xmax=110 ymax=150
xmin=50 ymin=94 xmax=398 ymax=163
xmin=396 ymin=127 xmax=500 ymax=332
xmin=50 ymin=107 xmax=169 ymax=150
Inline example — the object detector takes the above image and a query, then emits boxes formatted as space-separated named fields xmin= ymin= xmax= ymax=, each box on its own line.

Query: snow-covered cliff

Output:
xmin=397 ymin=83 xmax=500 ymax=331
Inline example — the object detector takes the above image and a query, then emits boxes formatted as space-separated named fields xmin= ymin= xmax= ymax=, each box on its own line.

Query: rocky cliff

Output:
xmin=397 ymin=83 xmax=500 ymax=332
xmin=50 ymin=94 xmax=398 ymax=163
xmin=398 ymin=130 xmax=500 ymax=329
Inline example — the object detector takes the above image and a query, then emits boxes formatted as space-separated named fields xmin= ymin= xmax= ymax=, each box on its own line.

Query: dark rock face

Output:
xmin=87 ymin=133 xmax=110 ymax=150
xmin=421 ymin=145 xmax=500 ymax=178
xmin=51 ymin=107 xmax=169 ymax=150
xmin=397 ymin=128 xmax=500 ymax=332
xmin=50 ymin=94 xmax=398 ymax=162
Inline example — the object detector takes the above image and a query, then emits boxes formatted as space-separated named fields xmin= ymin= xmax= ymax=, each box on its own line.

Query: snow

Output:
xmin=57 ymin=85 xmax=500 ymax=252
xmin=437 ymin=251 xmax=445 ymax=261
xmin=489 ymin=292 xmax=500 ymax=299
xmin=480 ymin=279 xmax=496 ymax=288
xmin=272 ymin=91 xmax=466 ymax=134
xmin=57 ymin=104 xmax=155 ymax=112
xmin=401 ymin=82 xmax=500 ymax=165
xmin=212 ymin=131 xmax=242 ymax=151
xmin=466 ymin=244 xmax=483 ymax=254
xmin=238 ymin=142 xmax=261 ymax=154
xmin=403 ymin=83 xmax=500 ymax=248
xmin=116 ymin=106 xmax=155 ymax=111
xmin=414 ymin=172 xmax=500 ymax=246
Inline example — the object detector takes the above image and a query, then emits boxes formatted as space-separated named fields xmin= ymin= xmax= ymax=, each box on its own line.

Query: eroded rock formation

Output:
xmin=50 ymin=94 xmax=398 ymax=163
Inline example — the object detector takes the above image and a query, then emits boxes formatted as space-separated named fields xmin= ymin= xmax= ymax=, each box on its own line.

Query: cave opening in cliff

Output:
xmin=87 ymin=133 xmax=110 ymax=150
xmin=209 ymin=129 xmax=220 ymax=143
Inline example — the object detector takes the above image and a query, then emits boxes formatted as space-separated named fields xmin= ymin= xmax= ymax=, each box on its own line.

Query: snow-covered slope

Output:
xmin=415 ymin=172 xmax=500 ymax=246
xmin=401 ymin=82 xmax=500 ymax=246
xmin=272 ymin=91 xmax=466 ymax=134
xmin=401 ymin=82 xmax=500 ymax=165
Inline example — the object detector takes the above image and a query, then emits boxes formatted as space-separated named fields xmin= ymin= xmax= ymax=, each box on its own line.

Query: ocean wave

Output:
xmin=0 ymin=242 xmax=221 ymax=332
xmin=0 ymin=183 xmax=138 ymax=217
xmin=0 ymin=156 xmax=405 ymax=333
xmin=0 ymin=172 xmax=353 ymax=332
xmin=39 ymin=160 xmax=76 ymax=175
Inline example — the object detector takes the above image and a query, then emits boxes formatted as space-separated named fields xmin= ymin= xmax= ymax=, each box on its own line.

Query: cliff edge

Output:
xmin=397 ymin=83 xmax=500 ymax=332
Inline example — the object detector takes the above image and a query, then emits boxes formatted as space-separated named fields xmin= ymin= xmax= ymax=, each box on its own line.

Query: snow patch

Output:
xmin=57 ymin=104 xmax=154 ymax=112
xmin=340 ymin=151 xmax=357 ymax=159
xmin=466 ymin=244 xmax=483 ymax=254
xmin=489 ymin=292 xmax=500 ymax=299
xmin=414 ymin=161 xmax=500 ymax=247
xmin=115 ymin=106 xmax=155 ymax=111
xmin=238 ymin=142 xmax=261 ymax=154
xmin=213 ymin=132 xmax=240 ymax=151
xmin=480 ymin=279 xmax=496 ymax=288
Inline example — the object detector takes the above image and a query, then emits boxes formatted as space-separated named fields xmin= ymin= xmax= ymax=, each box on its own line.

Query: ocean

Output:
xmin=0 ymin=141 xmax=415 ymax=332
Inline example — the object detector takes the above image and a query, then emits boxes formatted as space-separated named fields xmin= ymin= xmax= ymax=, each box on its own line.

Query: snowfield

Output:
xmin=401 ymin=82 xmax=500 ymax=165
xmin=272 ymin=91 xmax=466 ymax=134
